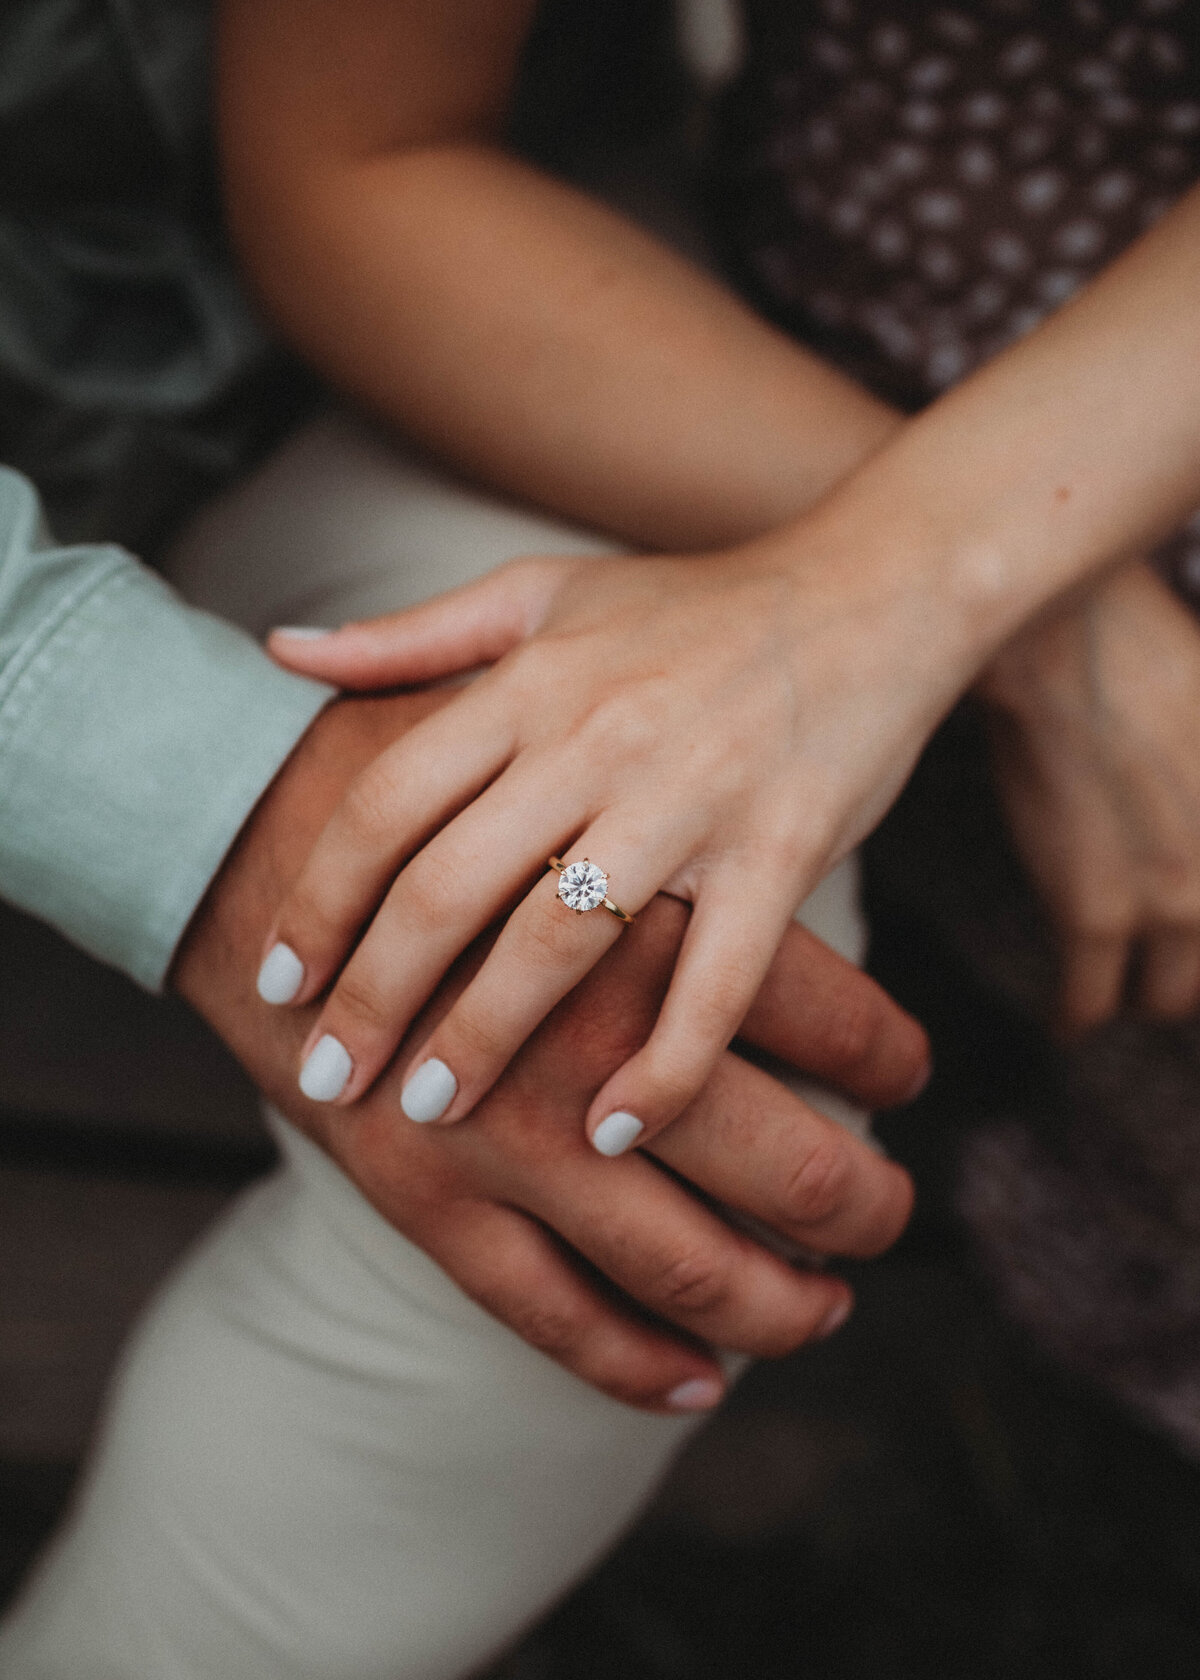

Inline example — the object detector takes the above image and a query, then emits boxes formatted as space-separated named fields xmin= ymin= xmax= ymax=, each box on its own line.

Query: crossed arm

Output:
xmin=221 ymin=0 xmax=1200 ymax=1148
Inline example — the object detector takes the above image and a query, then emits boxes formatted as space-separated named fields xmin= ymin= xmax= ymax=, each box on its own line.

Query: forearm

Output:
xmin=221 ymin=128 xmax=897 ymax=549
xmin=777 ymin=183 xmax=1200 ymax=692
xmin=222 ymin=0 xmax=1197 ymax=679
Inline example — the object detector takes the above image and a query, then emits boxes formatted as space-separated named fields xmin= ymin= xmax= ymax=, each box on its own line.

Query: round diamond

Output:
xmin=558 ymin=860 xmax=608 ymax=913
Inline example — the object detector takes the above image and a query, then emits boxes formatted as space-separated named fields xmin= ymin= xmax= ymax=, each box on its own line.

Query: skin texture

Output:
xmin=174 ymin=690 xmax=927 ymax=1410
xmin=268 ymin=545 xmax=951 ymax=1153
xmin=216 ymin=0 xmax=900 ymax=554
xmin=220 ymin=0 xmax=1200 ymax=1138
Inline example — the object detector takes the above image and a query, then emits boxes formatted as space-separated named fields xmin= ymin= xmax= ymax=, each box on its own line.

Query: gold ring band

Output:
xmin=548 ymin=857 xmax=635 ymax=924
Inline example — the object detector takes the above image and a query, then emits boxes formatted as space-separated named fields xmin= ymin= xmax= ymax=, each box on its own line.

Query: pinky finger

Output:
xmin=423 ymin=1202 xmax=727 ymax=1413
xmin=584 ymin=872 xmax=797 ymax=1156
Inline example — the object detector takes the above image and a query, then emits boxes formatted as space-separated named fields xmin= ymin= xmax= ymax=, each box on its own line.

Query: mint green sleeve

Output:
xmin=0 ymin=466 xmax=334 ymax=990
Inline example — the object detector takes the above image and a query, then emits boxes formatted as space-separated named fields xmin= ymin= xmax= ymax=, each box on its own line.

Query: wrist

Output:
xmin=749 ymin=476 xmax=991 ymax=723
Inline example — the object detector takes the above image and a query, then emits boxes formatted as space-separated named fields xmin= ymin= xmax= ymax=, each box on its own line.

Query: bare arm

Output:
xmin=262 ymin=174 xmax=1200 ymax=1147
xmin=216 ymin=0 xmax=897 ymax=553
xmin=219 ymin=0 xmax=1200 ymax=617
xmin=223 ymin=0 xmax=1200 ymax=1046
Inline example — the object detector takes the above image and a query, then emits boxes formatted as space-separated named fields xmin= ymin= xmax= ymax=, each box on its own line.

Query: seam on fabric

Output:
xmin=0 ymin=559 xmax=132 ymax=760
xmin=136 ymin=679 xmax=333 ymax=992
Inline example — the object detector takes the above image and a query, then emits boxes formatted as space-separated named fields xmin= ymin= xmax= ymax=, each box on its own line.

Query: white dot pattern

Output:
xmin=720 ymin=0 xmax=1200 ymax=399
xmin=717 ymin=0 xmax=1200 ymax=591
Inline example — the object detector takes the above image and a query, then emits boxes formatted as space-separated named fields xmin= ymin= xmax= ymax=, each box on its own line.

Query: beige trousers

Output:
xmin=0 ymin=415 xmax=866 ymax=1680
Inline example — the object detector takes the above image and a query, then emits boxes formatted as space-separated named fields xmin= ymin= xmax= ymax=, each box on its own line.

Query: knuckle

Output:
xmin=1149 ymin=889 xmax=1200 ymax=927
xmin=504 ymin=1300 xmax=583 ymax=1361
xmin=518 ymin=900 xmax=589 ymax=970
xmin=278 ymin=882 xmax=345 ymax=958
xmin=1147 ymin=847 xmax=1196 ymax=899
xmin=1075 ymin=916 xmax=1135 ymax=944
xmin=691 ymin=963 xmax=759 ymax=1040
xmin=651 ymin=1246 xmax=731 ymax=1318
xmin=748 ymin=824 xmax=812 ymax=880
xmin=579 ymin=690 xmax=661 ymax=761
xmin=813 ymin=989 xmax=885 ymax=1080
xmin=341 ymin=765 xmax=402 ymax=843
xmin=505 ymin=636 xmax=573 ymax=703
xmin=401 ymin=849 xmax=462 ymax=933
xmin=778 ymin=1134 xmax=854 ymax=1229
xmin=329 ymin=968 xmax=393 ymax=1035
xmin=446 ymin=1006 xmax=508 ymax=1063
xmin=505 ymin=553 xmax=567 ymax=605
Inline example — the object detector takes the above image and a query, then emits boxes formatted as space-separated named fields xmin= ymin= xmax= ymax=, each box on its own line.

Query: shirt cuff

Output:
xmin=0 ymin=526 xmax=333 ymax=991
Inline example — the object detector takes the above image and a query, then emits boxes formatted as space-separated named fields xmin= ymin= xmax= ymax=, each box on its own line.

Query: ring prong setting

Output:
xmin=547 ymin=856 xmax=635 ymax=925
xmin=556 ymin=857 xmax=609 ymax=913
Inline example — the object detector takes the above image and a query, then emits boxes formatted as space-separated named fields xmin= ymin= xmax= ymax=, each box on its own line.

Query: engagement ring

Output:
xmin=548 ymin=857 xmax=635 ymax=924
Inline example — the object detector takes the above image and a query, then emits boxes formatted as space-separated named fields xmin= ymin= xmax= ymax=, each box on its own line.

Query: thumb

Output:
xmin=267 ymin=554 xmax=577 ymax=689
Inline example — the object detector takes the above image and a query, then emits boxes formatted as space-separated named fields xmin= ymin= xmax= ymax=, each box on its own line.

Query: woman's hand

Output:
xmin=981 ymin=560 xmax=1200 ymax=1032
xmin=264 ymin=540 xmax=951 ymax=1152
xmin=177 ymin=689 xmax=927 ymax=1409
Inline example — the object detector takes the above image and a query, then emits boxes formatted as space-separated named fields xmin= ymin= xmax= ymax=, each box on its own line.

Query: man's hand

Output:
xmin=174 ymin=692 xmax=928 ymax=1411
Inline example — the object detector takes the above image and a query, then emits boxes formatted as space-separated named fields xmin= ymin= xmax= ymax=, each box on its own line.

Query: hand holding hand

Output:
xmin=982 ymin=559 xmax=1200 ymax=1030
xmin=175 ymin=690 xmax=927 ymax=1409
xmin=265 ymin=539 xmax=947 ymax=1151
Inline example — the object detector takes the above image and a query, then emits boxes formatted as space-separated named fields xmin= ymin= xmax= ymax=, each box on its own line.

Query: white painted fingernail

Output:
xmin=814 ymin=1296 xmax=853 ymax=1341
xmin=591 ymin=1111 xmax=644 ymax=1157
xmin=665 ymin=1377 xmax=724 ymax=1412
xmin=256 ymin=943 xmax=305 ymax=1005
xmin=401 ymin=1058 xmax=458 ymax=1123
xmin=299 ymin=1035 xmax=353 ymax=1102
xmin=272 ymin=625 xmax=333 ymax=639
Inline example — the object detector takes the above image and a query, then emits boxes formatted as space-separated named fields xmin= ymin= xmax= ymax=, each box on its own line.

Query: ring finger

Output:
xmin=396 ymin=815 xmax=697 ymax=1126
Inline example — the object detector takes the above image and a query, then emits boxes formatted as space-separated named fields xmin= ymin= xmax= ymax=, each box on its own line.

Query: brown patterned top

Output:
xmin=713 ymin=0 xmax=1200 ymax=583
